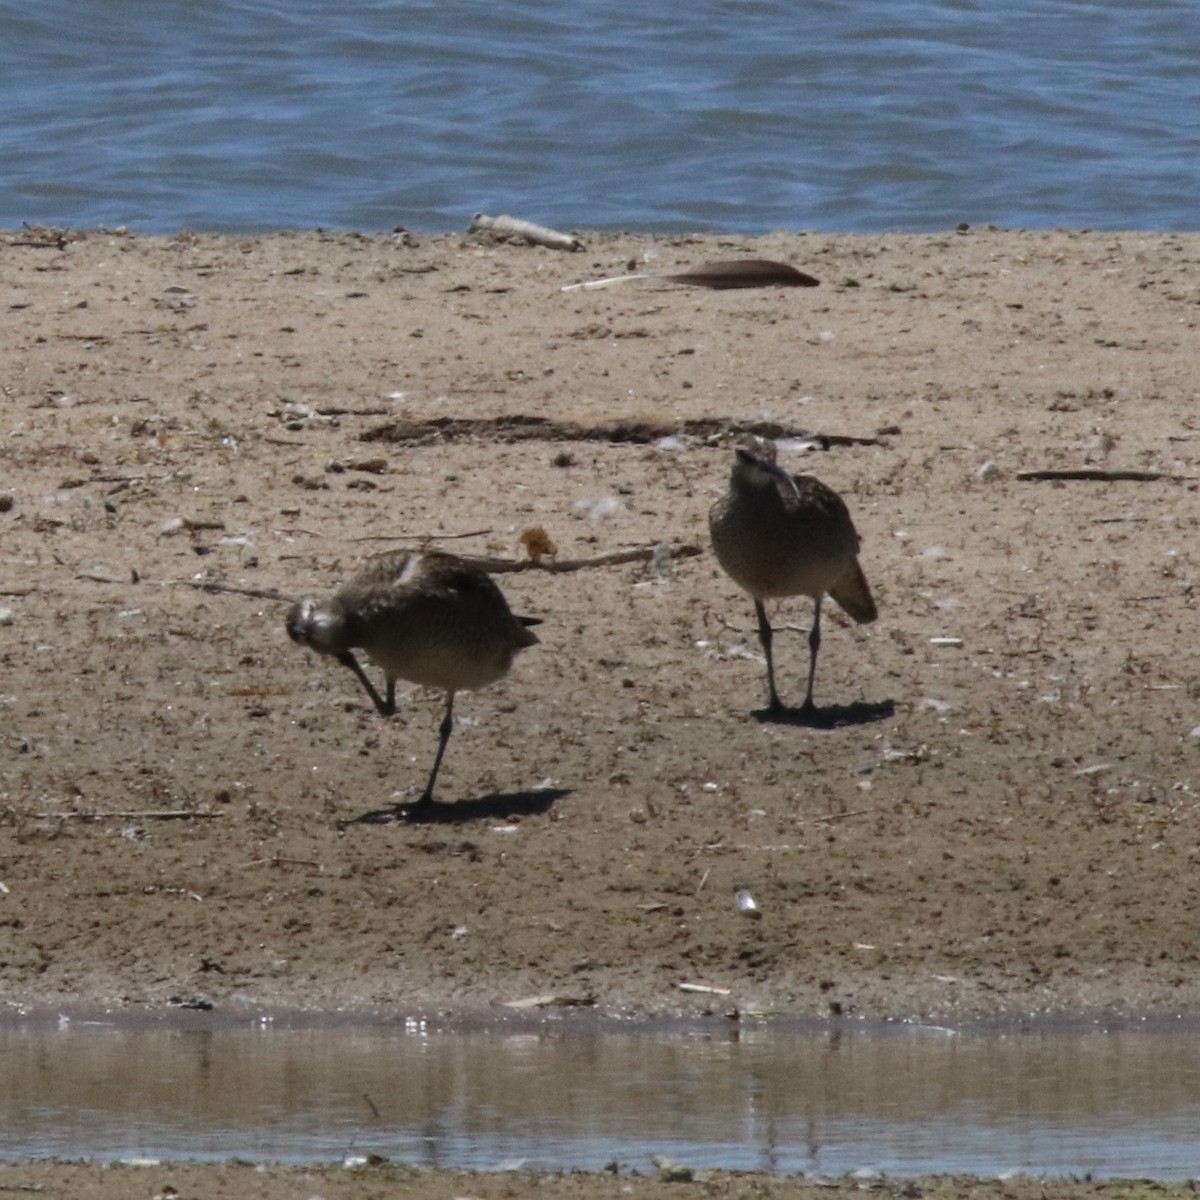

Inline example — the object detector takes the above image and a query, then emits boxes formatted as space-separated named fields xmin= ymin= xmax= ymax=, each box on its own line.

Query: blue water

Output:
xmin=1 ymin=0 xmax=1197 ymax=235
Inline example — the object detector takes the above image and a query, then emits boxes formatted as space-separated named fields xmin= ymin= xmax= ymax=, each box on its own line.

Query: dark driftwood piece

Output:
xmin=1017 ymin=468 xmax=1191 ymax=482
xmin=562 ymin=258 xmax=819 ymax=292
xmin=360 ymin=414 xmax=883 ymax=448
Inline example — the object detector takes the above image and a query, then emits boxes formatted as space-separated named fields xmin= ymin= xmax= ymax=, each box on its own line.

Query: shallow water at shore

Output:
xmin=5 ymin=1013 xmax=1200 ymax=1179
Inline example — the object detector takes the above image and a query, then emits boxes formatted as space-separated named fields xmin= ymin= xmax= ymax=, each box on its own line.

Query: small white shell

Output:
xmin=734 ymin=889 xmax=762 ymax=919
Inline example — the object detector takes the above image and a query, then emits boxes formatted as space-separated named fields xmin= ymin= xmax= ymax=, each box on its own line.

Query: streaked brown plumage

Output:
xmin=709 ymin=437 xmax=876 ymax=715
xmin=286 ymin=550 xmax=539 ymax=811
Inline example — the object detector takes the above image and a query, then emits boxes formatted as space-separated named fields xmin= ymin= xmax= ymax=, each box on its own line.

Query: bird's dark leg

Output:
xmin=800 ymin=596 xmax=822 ymax=716
xmin=754 ymin=599 xmax=783 ymax=712
xmin=412 ymin=690 xmax=455 ymax=810
xmin=336 ymin=650 xmax=395 ymax=717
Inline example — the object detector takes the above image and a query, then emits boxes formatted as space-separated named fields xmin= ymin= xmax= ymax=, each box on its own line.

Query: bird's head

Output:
xmin=285 ymin=598 xmax=341 ymax=655
xmin=732 ymin=435 xmax=799 ymax=493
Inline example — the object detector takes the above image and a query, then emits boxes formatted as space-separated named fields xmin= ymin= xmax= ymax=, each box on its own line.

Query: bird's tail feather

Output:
xmin=830 ymin=560 xmax=877 ymax=624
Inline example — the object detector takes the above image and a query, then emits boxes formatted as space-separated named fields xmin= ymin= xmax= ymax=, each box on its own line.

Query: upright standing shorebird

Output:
xmin=286 ymin=549 xmax=540 ymax=812
xmin=709 ymin=437 xmax=877 ymax=716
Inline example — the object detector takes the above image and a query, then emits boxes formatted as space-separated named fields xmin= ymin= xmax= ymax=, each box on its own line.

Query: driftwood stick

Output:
xmin=195 ymin=542 xmax=702 ymax=588
xmin=461 ymin=542 xmax=702 ymax=575
xmin=79 ymin=543 xmax=702 ymax=606
xmin=1017 ymin=468 xmax=1191 ymax=482
xmin=469 ymin=212 xmax=583 ymax=252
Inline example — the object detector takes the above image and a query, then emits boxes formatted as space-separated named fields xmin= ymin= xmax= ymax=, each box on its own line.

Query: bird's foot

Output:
xmin=390 ymin=791 xmax=433 ymax=820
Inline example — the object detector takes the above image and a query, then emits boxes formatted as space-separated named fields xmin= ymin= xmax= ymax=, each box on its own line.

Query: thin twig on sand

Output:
xmin=34 ymin=810 xmax=222 ymax=821
xmin=76 ymin=569 xmax=297 ymax=604
xmin=183 ymin=580 xmax=297 ymax=603
xmin=462 ymin=542 xmax=702 ymax=574
xmin=348 ymin=528 xmax=493 ymax=543
xmin=76 ymin=541 xmax=701 ymax=605
xmin=240 ymin=856 xmax=324 ymax=870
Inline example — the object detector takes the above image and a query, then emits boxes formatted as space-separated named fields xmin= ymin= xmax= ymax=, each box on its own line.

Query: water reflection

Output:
xmin=3 ymin=1016 xmax=1200 ymax=1178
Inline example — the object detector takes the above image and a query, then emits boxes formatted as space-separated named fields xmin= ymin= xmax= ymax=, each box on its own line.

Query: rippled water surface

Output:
xmin=1 ymin=1 xmax=1197 ymax=234
xmin=4 ymin=1015 xmax=1200 ymax=1178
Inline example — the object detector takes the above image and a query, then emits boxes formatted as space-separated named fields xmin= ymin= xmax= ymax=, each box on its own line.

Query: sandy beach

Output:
xmin=2 ymin=222 xmax=1198 ymax=1194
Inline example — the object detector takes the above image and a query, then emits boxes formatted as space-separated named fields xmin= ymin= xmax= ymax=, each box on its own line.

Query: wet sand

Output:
xmin=2 ymin=1161 xmax=1196 ymax=1200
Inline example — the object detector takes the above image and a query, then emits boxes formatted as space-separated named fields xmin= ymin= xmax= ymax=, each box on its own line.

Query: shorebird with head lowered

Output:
xmin=709 ymin=437 xmax=877 ymax=718
xmin=286 ymin=549 xmax=540 ymax=813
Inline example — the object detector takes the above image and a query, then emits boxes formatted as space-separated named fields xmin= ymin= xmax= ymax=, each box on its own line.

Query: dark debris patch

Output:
xmin=360 ymin=414 xmax=888 ymax=449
